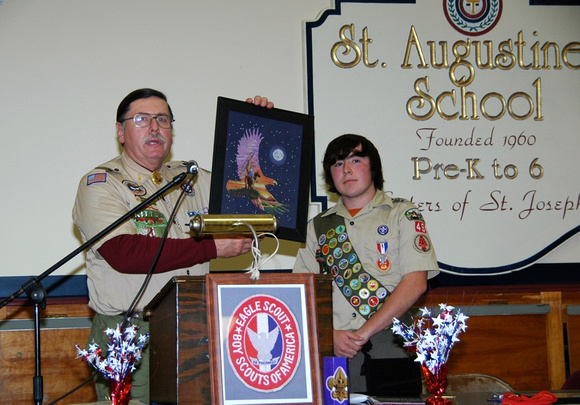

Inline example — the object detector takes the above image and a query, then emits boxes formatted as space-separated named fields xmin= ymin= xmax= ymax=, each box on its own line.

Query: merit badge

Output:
xmin=348 ymin=253 xmax=357 ymax=264
xmin=359 ymin=304 xmax=371 ymax=316
xmin=359 ymin=288 xmax=370 ymax=300
xmin=342 ymin=241 xmax=352 ymax=253
xmin=329 ymin=238 xmax=338 ymax=249
xmin=227 ymin=295 xmax=301 ymax=392
xmin=326 ymin=255 xmax=334 ymax=267
xmin=343 ymin=286 xmax=352 ymax=297
xmin=376 ymin=287 xmax=388 ymax=299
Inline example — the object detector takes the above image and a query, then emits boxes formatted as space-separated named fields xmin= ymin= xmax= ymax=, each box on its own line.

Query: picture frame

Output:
xmin=209 ymin=96 xmax=314 ymax=242
xmin=206 ymin=273 xmax=324 ymax=405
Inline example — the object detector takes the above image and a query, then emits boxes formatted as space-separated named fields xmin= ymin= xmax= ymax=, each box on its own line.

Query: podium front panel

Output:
xmin=144 ymin=274 xmax=333 ymax=405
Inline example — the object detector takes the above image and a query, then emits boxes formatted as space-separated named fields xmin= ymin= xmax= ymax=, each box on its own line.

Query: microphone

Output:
xmin=182 ymin=160 xmax=199 ymax=176
xmin=189 ymin=214 xmax=278 ymax=236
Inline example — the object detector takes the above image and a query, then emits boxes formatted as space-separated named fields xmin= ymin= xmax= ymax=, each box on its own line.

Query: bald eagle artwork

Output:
xmin=226 ymin=128 xmax=289 ymax=215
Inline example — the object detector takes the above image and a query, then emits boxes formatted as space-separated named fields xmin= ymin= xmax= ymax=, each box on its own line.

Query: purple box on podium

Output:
xmin=324 ymin=357 xmax=349 ymax=405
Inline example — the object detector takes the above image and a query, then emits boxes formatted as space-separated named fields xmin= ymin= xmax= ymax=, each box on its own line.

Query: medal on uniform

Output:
xmin=151 ymin=171 xmax=163 ymax=185
xmin=376 ymin=241 xmax=390 ymax=270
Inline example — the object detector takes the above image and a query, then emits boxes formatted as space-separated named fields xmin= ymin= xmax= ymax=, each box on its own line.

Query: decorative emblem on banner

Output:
xmin=227 ymin=295 xmax=301 ymax=392
xmin=443 ymin=0 xmax=502 ymax=36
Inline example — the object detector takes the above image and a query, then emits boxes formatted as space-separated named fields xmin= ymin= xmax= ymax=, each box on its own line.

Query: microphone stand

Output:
xmin=0 ymin=169 xmax=193 ymax=405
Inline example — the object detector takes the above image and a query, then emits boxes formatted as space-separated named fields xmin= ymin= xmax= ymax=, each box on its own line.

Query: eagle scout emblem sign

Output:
xmin=227 ymin=295 xmax=301 ymax=392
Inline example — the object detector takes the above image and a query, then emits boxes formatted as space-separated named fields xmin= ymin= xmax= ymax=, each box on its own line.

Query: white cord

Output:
xmin=246 ymin=232 xmax=280 ymax=280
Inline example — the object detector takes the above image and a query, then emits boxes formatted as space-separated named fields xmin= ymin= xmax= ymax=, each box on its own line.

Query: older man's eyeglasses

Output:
xmin=121 ymin=113 xmax=174 ymax=129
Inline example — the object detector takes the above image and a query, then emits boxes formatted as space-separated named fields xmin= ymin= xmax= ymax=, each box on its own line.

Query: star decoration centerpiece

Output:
xmin=75 ymin=323 xmax=149 ymax=405
xmin=392 ymin=304 xmax=468 ymax=405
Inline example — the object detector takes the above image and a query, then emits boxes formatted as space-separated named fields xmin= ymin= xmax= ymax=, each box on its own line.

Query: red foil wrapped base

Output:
xmin=109 ymin=374 xmax=131 ymax=405
xmin=422 ymin=363 xmax=452 ymax=405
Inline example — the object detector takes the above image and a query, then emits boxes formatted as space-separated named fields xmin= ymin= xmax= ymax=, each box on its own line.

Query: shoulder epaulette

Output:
xmin=94 ymin=166 xmax=115 ymax=172
xmin=92 ymin=166 xmax=125 ymax=179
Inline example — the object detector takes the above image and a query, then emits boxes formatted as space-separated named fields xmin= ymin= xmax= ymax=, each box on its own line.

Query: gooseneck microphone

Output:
xmin=189 ymin=214 xmax=278 ymax=236
xmin=182 ymin=160 xmax=199 ymax=176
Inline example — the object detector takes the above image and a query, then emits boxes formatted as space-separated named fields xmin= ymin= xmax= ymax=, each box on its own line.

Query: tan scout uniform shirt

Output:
xmin=73 ymin=151 xmax=211 ymax=316
xmin=293 ymin=191 xmax=439 ymax=331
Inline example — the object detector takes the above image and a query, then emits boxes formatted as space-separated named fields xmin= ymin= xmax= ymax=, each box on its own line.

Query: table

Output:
xmin=370 ymin=391 xmax=580 ymax=404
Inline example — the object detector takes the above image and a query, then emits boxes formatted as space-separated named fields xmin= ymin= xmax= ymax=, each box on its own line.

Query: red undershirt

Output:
xmin=98 ymin=234 xmax=217 ymax=274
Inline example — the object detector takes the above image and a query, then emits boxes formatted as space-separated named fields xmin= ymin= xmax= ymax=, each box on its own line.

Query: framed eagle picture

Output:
xmin=209 ymin=96 xmax=314 ymax=242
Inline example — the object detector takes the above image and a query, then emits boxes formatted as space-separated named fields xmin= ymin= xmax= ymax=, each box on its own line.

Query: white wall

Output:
xmin=0 ymin=0 xmax=577 ymax=282
xmin=0 ymin=0 xmax=330 ymax=278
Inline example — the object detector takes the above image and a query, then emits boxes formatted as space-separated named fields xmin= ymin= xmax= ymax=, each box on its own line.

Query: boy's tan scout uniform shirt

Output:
xmin=293 ymin=191 xmax=439 ymax=331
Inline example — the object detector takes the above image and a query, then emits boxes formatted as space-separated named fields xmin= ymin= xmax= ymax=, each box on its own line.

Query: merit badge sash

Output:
xmin=313 ymin=214 xmax=390 ymax=320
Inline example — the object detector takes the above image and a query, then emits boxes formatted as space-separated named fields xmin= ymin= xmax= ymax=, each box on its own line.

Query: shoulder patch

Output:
xmin=405 ymin=208 xmax=424 ymax=222
xmin=413 ymin=234 xmax=432 ymax=253
xmin=86 ymin=173 xmax=107 ymax=186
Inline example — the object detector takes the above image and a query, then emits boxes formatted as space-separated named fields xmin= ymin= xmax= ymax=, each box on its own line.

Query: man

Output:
xmin=293 ymin=134 xmax=439 ymax=393
xmin=72 ymin=88 xmax=273 ymax=403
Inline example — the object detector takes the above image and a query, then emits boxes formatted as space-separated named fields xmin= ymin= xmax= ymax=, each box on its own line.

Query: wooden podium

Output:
xmin=143 ymin=273 xmax=333 ymax=404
